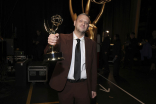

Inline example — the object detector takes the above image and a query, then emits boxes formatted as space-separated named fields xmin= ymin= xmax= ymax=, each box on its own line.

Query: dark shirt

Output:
xmin=36 ymin=35 xmax=44 ymax=46
xmin=149 ymin=38 xmax=156 ymax=46
xmin=125 ymin=38 xmax=138 ymax=54
xmin=128 ymin=38 xmax=138 ymax=50
xmin=112 ymin=39 xmax=121 ymax=57
xmin=101 ymin=36 xmax=110 ymax=53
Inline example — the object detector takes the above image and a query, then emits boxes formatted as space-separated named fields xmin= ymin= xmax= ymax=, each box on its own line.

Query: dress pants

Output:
xmin=113 ymin=57 xmax=120 ymax=77
xmin=124 ymin=50 xmax=135 ymax=69
xmin=58 ymin=80 xmax=90 ymax=104
xmin=102 ymin=53 xmax=109 ymax=72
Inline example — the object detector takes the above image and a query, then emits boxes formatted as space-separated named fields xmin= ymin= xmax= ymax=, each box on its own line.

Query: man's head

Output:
xmin=152 ymin=30 xmax=156 ymax=38
xmin=130 ymin=32 xmax=135 ymax=39
xmin=114 ymin=34 xmax=120 ymax=40
xmin=74 ymin=13 xmax=90 ymax=34
xmin=104 ymin=30 xmax=109 ymax=37
xmin=36 ymin=30 xmax=41 ymax=36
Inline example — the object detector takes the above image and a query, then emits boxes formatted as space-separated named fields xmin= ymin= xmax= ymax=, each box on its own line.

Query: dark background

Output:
xmin=0 ymin=0 xmax=156 ymax=56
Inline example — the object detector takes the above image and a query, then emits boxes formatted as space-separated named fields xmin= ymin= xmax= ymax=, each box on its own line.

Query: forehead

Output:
xmin=153 ymin=31 xmax=156 ymax=33
xmin=77 ymin=14 xmax=90 ymax=22
xmin=130 ymin=34 xmax=134 ymax=36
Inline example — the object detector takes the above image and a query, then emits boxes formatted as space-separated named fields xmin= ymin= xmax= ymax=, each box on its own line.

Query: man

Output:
xmin=32 ymin=30 xmax=44 ymax=61
xmin=112 ymin=34 xmax=121 ymax=78
xmin=45 ymin=13 xmax=97 ymax=104
xmin=124 ymin=32 xmax=138 ymax=70
xmin=101 ymin=31 xmax=110 ymax=75
xmin=149 ymin=30 xmax=156 ymax=74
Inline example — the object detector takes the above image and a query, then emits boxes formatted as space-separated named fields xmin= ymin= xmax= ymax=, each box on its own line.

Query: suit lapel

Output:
xmin=85 ymin=37 xmax=90 ymax=71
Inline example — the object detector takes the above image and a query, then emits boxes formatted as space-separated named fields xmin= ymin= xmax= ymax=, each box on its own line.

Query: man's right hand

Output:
xmin=48 ymin=33 xmax=59 ymax=46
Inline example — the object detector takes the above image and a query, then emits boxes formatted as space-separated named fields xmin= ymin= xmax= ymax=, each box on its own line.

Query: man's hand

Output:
xmin=48 ymin=33 xmax=59 ymax=46
xmin=92 ymin=91 xmax=97 ymax=98
xmin=115 ymin=55 xmax=118 ymax=58
xmin=36 ymin=41 xmax=39 ymax=45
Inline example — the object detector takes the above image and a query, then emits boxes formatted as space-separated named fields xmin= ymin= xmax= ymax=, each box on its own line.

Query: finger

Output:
xmin=48 ymin=38 xmax=57 ymax=45
xmin=92 ymin=92 xmax=96 ymax=98
xmin=49 ymin=34 xmax=57 ymax=39
xmin=92 ymin=94 xmax=96 ymax=98
xmin=49 ymin=34 xmax=54 ymax=37
xmin=92 ymin=92 xmax=94 ymax=98
xmin=48 ymin=36 xmax=58 ymax=42
xmin=48 ymin=41 xmax=56 ymax=46
xmin=92 ymin=94 xmax=95 ymax=98
xmin=55 ymin=33 xmax=59 ymax=37
xmin=53 ymin=36 xmax=58 ymax=40
xmin=48 ymin=40 xmax=57 ymax=44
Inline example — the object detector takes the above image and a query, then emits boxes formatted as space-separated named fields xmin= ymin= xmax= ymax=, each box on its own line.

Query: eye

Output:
xmin=85 ymin=22 xmax=89 ymax=25
xmin=79 ymin=20 xmax=82 ymax=22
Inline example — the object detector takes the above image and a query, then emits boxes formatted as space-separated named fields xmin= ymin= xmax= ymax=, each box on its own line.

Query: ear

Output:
xmin=74 ymin=20 xmax=76 ymax=26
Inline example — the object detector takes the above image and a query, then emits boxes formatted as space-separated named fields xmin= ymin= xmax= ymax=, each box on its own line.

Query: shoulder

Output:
xmin=59 ymin=33 xmax=73 ymax=40
xmin=105 ymin=37 xmax=110 ymax=43
xmin=105 ymin=36 xmax=110 ymax=40
xmin=85 ymin=37 xmax=97 ymax=46
xmin=59 ymin=33 xmax=72 ymax=37
xmin=134 ymin=38 xmax=138 ymax=41
xmin=85 ymin=36 xmax=94 ymax=42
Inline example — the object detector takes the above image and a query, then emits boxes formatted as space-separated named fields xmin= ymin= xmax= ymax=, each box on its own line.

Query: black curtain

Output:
xmin=102 ymin=0 xmax=139 ymax=44
xmin=0 ymin=0 xmax=74 ymax=55
xmin=0 ymin=0 xmax=143 ymax=55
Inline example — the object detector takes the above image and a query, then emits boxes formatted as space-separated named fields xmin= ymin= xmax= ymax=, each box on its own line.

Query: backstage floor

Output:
xmin=0 ymin=62 xmax=156 ymax=104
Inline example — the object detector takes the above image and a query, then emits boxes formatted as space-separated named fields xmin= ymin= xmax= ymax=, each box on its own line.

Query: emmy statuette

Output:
xmin=44 ymin=14 xmax=64 ymax=61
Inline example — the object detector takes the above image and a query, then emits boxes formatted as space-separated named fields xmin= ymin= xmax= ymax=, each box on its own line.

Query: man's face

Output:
xmin=152 ymin=31 xmax=156 ymax=37
xmin=74 ymin=14 xmax=90 ymax=33
xmin=114 ymin=36 xmax=116 ymax=40
xmin=36 ymin=30 xmax=40 ymax=35
xmin=104 ymin=33 xmax=109 ymax=37
xmin=130 ymin=34 xmax=134 ymax=39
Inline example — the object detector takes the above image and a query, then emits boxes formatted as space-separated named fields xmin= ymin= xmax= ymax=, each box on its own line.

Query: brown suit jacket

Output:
xmin=44 ymin=33 xmax=97 ymax=97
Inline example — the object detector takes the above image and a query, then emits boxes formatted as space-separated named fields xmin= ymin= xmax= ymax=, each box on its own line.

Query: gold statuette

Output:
xmin=69 ymin=0 xmax=111 ymax=41
xmin=44 ymin=14 xmax=64 ymax=61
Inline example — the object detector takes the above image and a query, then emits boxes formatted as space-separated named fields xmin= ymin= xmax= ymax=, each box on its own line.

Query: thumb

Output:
xmin=55 ymin=33 xmax=59 ymax=37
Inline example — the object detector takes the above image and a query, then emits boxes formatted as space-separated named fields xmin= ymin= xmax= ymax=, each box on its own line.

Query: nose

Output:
xmin=82 ymin=21 xmax=85 ymax=25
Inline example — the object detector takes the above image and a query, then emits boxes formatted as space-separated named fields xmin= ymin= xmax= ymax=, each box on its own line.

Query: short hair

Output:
xmin=130 ymin=32 xmax=135 ymax=35
xmin=76 ymin=13 xmax=90 ymax=21
xmin=36 ymin=29 xmax=41 ymax=32
xmin=115 ymin=34 xmax=120 ymax=40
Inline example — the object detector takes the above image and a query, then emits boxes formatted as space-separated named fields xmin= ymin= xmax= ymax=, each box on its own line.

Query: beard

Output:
xmin=76 ymin=26 xmax=87 ymax=33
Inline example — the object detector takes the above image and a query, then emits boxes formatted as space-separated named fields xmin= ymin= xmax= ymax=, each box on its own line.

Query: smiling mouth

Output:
xmin=80 ymin=25 xmax=85 ymax=29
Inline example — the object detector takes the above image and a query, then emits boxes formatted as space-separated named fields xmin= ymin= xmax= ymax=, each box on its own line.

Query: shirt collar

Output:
xmin=73 ymin=32 xmax=84 ymax=41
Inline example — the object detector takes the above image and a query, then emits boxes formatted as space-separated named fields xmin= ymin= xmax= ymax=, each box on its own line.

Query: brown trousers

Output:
xmin=58 ymin=80 xmax=90 ymax=104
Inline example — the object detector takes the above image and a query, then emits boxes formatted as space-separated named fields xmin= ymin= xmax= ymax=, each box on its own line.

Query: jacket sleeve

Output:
xmin=44 ymin=35 xmax=61 ymax=54
xmin=102 ymin=38 xmax=110 ymax=52
xmin=115 ymin=42 xmax=121 ymax=56
xmin=106 ymin=39 xmax=110 ymax=52
xmin=91 ymin=41 xmax=97 ymax=91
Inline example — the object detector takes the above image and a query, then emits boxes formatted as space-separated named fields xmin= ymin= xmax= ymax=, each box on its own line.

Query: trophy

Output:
xmin=69 ymin=0 xmax=111 ymax=41
xmin=44 ymin=14 xmax=64 ymax=61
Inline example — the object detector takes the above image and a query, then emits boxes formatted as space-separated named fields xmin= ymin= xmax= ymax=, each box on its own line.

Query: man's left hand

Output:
xmin=92 ymin=91 xmax=97 ymax=98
